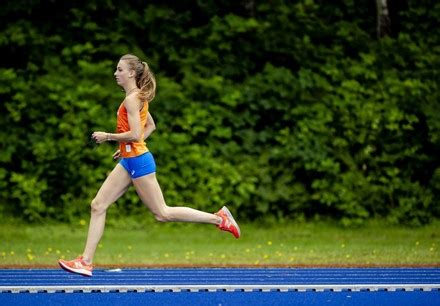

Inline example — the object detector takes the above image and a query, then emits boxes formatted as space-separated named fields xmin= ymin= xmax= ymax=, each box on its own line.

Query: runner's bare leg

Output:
xmin=132 ymin=173 xmax=221 ymax=224
xmin=82 ymin=164 xmax=132 ymax=264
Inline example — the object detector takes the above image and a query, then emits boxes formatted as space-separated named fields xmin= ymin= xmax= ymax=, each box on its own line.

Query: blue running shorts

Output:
xmin=119 ymin=152 xmax=156 ymax=179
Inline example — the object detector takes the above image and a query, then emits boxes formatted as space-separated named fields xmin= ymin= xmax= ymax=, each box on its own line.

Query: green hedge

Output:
xmin=0 ymin=1 xmax=438 ymax=225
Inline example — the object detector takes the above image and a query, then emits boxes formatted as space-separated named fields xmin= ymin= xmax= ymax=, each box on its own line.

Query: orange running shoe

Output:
xmin=215 ymin=206 xmax=241 ymax=239
xmin=58 ymin=256 xmax=93 ymax=277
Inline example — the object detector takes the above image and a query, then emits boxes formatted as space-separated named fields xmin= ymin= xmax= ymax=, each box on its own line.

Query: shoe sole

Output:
xmin=222 ymin=206 xmax=241 ymax=238
xmin=58 ymin=260 xmax=92 ymax=277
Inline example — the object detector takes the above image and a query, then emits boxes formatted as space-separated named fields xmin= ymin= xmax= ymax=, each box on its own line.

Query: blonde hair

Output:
xmin=120 ymin=54 xmax=156 ymax=103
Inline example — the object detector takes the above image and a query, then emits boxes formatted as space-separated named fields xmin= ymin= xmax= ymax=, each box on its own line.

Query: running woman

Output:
xmin=58 ymin=54 xmax=240 ymax=277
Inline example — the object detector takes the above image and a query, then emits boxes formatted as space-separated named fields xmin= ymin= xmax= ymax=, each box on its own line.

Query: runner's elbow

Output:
xmin=129 ymin=131 xmax=141 ymax=141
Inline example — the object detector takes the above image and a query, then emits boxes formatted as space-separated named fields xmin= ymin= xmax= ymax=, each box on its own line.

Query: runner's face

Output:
xmin=114 ymin=60 xmax=132 ymax=87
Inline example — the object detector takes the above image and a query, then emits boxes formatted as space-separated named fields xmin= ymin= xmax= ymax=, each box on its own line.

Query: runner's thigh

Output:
xmin=93 ymin=163 xmax=132 ymax=207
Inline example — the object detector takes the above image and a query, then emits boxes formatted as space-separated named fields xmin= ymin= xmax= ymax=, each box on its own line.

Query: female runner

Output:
xmin=58 ymin=54 xmax=240 ymax=277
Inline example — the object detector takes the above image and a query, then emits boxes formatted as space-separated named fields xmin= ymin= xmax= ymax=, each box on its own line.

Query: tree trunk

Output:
xmin=376 ymin=0 xmax=391 ymax=38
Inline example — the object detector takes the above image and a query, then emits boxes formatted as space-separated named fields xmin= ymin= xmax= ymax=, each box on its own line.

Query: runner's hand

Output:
xmin=92 ymin=131 xmax=109 ymax=143
xmin=112 ymin=149 xmax=121 ymax=160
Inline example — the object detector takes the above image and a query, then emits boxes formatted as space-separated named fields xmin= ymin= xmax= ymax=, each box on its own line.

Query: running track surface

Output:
xmin=0 ymin=268 xmax=439 ymax=305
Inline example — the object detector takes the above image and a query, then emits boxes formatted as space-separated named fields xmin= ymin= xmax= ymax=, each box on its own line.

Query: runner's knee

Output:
xmin=153 ymin=207 xmax=171 ymax=222
xmin=91 ymin=198 xmax=107 ymax=215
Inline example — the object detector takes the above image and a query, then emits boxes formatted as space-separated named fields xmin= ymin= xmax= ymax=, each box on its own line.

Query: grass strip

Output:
xmin=0 ymin=220 xmax=438 ymax=267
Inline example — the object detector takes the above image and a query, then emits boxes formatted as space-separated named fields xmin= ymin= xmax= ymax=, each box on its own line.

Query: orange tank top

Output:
xmin=116 ymin=100 xmax=149 ymax=158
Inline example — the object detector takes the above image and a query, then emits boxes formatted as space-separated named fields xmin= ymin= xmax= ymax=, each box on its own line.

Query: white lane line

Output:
xmin=1 ymin=284 xmax=439 ymax=293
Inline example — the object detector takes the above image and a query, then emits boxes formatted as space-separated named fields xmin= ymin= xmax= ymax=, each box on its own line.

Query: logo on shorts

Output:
xmin=131 ymin=170 xmax=135 ymax=176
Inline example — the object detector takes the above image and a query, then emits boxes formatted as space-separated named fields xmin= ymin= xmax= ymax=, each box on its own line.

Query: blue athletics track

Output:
xmin=0 ymin=267 xmax=439 ymax=305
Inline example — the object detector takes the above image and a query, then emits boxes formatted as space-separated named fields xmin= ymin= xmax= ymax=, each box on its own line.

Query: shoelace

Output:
xmin=221 ymin=216 xmax=231 ymax=229
xmin=74 ymin=261 xmax=83 ymax=268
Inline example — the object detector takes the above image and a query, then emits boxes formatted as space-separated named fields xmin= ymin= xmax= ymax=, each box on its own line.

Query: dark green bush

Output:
xmin=0 ymin=1 xmax=438 ymax=225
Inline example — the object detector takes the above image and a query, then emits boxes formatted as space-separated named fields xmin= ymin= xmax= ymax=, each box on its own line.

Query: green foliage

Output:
xmin=0 ymin=0 xmax=438 ymax=225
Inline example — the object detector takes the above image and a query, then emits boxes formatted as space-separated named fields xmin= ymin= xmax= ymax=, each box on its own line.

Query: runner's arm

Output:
xmin=143 ymin=112 xmax=156 ymax=140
